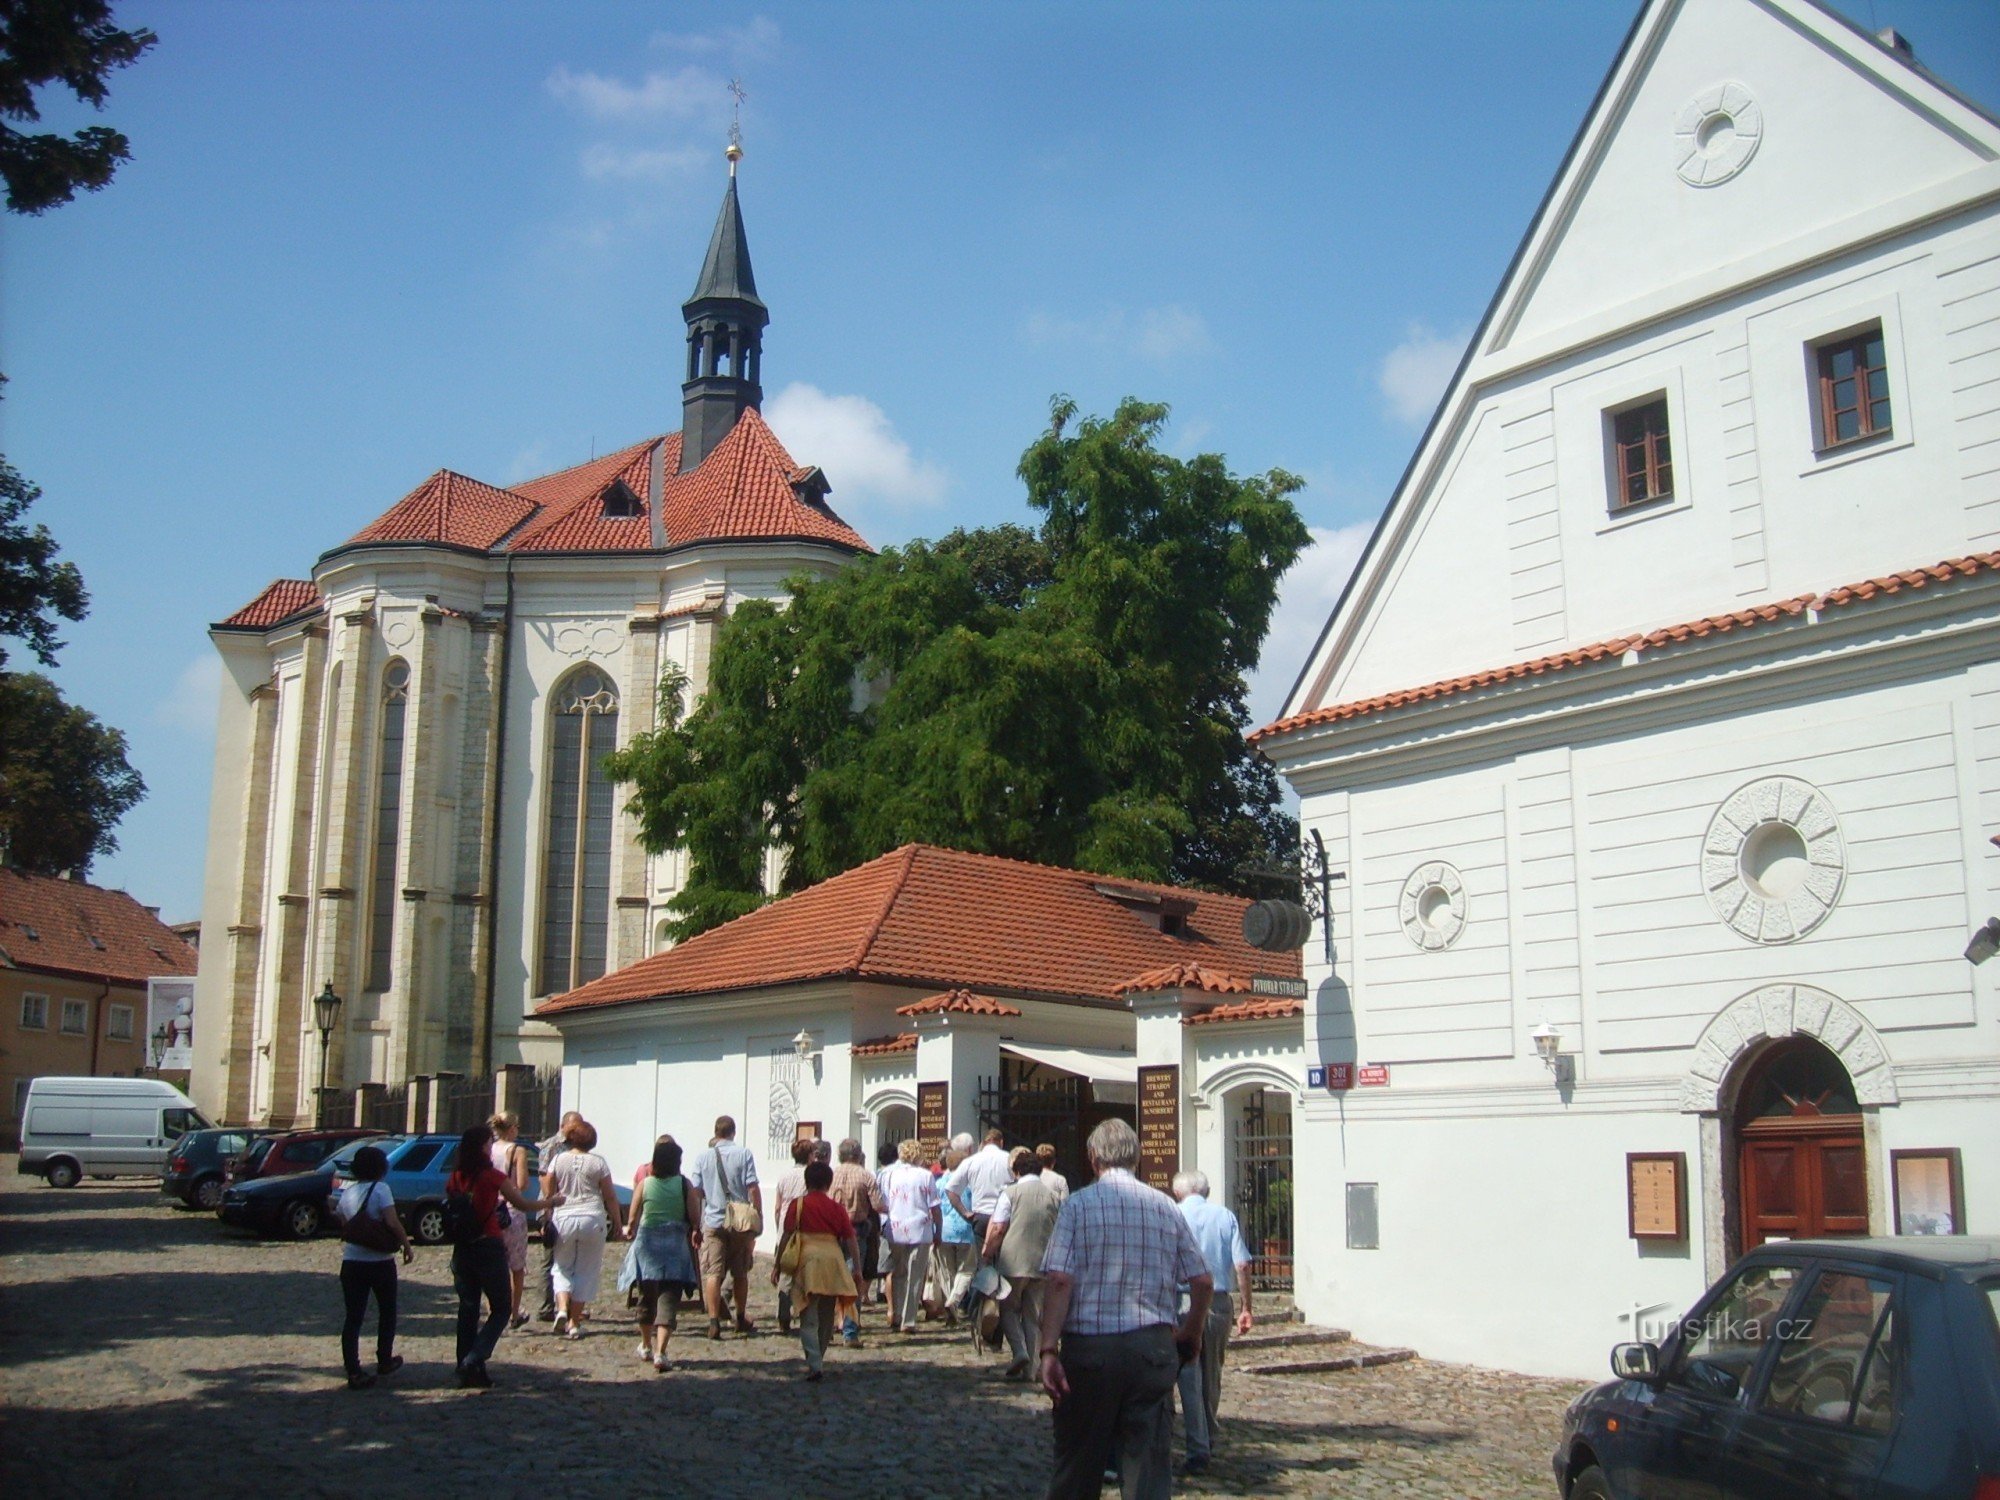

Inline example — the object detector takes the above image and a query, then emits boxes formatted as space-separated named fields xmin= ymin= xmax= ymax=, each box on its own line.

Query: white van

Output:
xmin=17 ymin=1077 xmax=213 ymax=1188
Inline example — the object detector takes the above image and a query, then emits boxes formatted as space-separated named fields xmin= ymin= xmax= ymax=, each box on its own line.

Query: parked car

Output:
xmin=219 ymin=1136 xmax=402 ymax=1240
xmin=16 ymin=1076 xmax=212 ymax=1188
xmin=162 ymin=1127 xmax=277 ymax=1210
xmin=329 ymin=1133 xmax=461 ymax=1245
xmin=1554 ymin=1236 xmax=2000 ymax=1500
xmin=223 ymin=1126 xmax=382 ymax=1190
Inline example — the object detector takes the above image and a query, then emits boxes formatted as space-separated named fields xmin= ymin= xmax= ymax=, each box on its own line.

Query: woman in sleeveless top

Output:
xmin=541 ymin=1118 xmax=622 ymax=1339
xmin=447 ymin=1123 xmax=561 ymax=1389
xmin=335 ymin=1143 xmax=412 ymax=1389
xmin=487 ymin=1113 xmax=531 ymax=1329
xmin=625 ymin=1136 xmax=703 ymax=1371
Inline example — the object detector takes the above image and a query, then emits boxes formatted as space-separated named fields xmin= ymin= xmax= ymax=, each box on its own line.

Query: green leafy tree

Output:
xmin=0 ymin=0 xmax=156 ymax=215
xmin=0 ymin=434 xmax=88 ymax=669
xmin=610 ymin=397 xmax=1309 ymax=939
xmin=0 ymin=670 xmax=144 ymax=874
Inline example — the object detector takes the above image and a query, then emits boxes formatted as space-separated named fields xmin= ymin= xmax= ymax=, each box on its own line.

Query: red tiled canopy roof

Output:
xmin=216 ymin=410 xmax=870 ymax=629
xmin=537 ymin=844 xmax=1301 ymax=1018
xmin=896 ymin=990 xmax=1022 ymax=1018
xmin=1183 ymin=997 xmax=1305 ymax=1027
xmin=0 ymin=869 xmax=198 ymax=988
xmin=852 ymin=1032 xmax=918 ymax=1057
xmin=1256 ymin=551 xmax=2000 ymax=744
xmin=1118 ymin=962 xmax=1253 ymax=996
xmin=217 ymin=578 xmax=322 ymax=631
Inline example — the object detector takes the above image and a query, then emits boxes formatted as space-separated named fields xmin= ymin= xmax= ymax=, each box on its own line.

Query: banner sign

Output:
xmin=1136 ymin=1064 xmax=1181 ymax=1191
xmin=917 ymin=1081 xmax=949 ymax=1150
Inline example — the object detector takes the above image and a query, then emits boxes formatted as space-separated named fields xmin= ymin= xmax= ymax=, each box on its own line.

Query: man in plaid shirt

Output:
xmin=1037 ymin=1118 xmax=1213 ymax=1499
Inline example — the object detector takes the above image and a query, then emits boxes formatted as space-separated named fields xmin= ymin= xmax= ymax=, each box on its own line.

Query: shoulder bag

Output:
xmin=713 ymin=1146 xmax=762 ymax=1236
xmin=340 ymin=1181 xmax=402 ymax=1255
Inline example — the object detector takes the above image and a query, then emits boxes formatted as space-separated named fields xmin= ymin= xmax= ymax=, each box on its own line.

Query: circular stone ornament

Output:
xmin=1674 ymin=82 xmax=1762 ymax=187
xmin=1701 ymin=776 xmax=1845 ymax=944
xmin=1400 ymin=861 xmax=1468 ymax=951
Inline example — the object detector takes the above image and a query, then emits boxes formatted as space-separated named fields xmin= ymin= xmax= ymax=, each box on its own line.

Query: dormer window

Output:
xmin=1093 ymin=881 xmax=1197 ymax=937
xmin=789 ymin=466 xmax=832 ymax=512
xmin=600 ymin=479 xmax=644 ymax=519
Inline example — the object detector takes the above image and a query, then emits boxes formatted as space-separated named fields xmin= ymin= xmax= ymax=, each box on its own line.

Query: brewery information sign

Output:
xmin=917 ymin=1082 xmax=949 ymax=1151
xmin=1627 ymin=1152 xmax=1687 ymax=1240
xmin=1136 ymin=1064 xmax=1181 ymax=1190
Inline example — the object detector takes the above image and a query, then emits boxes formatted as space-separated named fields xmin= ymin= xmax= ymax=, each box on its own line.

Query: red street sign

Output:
xmin=1357 ymin=1065 xmax=1391 ymax=1087
xmin=1325 ymin=1063 xmax=1354 ymax=1091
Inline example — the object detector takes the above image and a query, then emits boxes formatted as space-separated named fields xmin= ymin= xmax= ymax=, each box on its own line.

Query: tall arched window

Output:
xmin=539 ymin=666 xmax=619 ymax=994
xmin=366 ymin=660 xmax=410 ymax=992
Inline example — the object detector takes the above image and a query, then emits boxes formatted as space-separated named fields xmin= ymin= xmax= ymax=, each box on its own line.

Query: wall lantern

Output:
xmin=1531 ymin=1019 xmax=1573 ymax=1084
xmin=1964 ymin=918 xmax=2000 ymax=965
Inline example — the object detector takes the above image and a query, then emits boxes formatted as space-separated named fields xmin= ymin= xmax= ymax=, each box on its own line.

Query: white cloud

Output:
xmin=579 ymin=142 xmax=706 ymax=182
xmin=650 ymin=17 xmax=781 ymax=60
xmin=1377 ymin=323 xmax=1469 ymax=427
xmin=1246 ymin=521 xmax=1373 ymax=727
xmin=154 ymin=655 xmax=223 ymax=736
xmin=1022 ymin=304 xmax=1213 ymax=362
xmin=546 ymin=63 xmax=732 ymax=124
xmin=764 ymin=383 xmax=949 ymax=514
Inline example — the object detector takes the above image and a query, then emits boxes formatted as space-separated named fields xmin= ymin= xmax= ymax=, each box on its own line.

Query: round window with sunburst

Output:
xmin=1400 ymin=861 xmax=1467 ymax=952
xmin=1702 ymin=776 xmax=1844 ymax=944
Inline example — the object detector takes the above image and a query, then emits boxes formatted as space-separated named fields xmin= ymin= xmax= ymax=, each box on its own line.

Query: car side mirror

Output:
xmin=1611 ymin=1342 xmax=1661 ymax=1383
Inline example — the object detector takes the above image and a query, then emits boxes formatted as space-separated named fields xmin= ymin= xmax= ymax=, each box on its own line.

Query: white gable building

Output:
xmin=1256 ymin=0 xmax=2000 ymax=1376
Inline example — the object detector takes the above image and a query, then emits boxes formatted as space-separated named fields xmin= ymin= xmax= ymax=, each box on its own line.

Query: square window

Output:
xmin=19 ymin=993 xmax=48 ymax=1030
xmin=1609 ymin=396 xmax=1673 ymax=510
xmin=107 ymin=1003 xmax=134 ymax=1041
xmin=60 ymin=999 xmax=88 ymax=1035
xmin=1815 ymin=325 xmax=1891 ymax=449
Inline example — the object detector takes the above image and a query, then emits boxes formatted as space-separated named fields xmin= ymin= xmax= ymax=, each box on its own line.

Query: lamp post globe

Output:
xmin=313 ymin=982 xmax=343 ymax=1126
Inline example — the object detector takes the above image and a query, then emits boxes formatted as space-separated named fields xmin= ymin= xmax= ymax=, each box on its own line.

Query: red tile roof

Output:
xmin=503 ymin=437 xmax=666 ymax=553
xmin=852 ymin=1032 xmax=918 ymax=1057
xmin=0 ymin=870 xmax=198 ymax=988
xmin=895 ymin=990 xmax=1022 ymax=1018
xmin=1119 ymin=962 xmax=1253 ymax=996
xmin=346 ymin=469 xmax=539 ymax=552
xmin=1255 ymin=551 xmax=2000 ymax=744
xmin=216 ymin=578 xmax=322 ymax=631
xmin=537 ymin=844 xmax=1301 ymax=1017
xmin=1183 ymin=997 xmax=1305 ymax=1027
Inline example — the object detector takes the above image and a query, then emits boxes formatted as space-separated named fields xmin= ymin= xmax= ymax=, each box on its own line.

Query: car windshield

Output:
xmin=241 ymin=1138 xmax=274 ymax=1171
xmin=333 ymin=1138 xmax=401 ymax=1171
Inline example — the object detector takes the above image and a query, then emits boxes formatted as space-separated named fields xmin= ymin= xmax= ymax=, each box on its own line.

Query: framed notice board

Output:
xmin=1627 ymin=1152 xmax=1687 ymax=1240
xmin=1136 ymin=1064 xmax=1181 ymax=1191
xmin=917 ymin=1081 xmax=949 ymax=1149
xmin=794 ymin=1121 xmax=822 ymax=1145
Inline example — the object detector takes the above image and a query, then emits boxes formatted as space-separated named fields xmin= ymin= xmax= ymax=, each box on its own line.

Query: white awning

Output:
xmin=1000 ymin=1041 xmax=1139 ymax=1087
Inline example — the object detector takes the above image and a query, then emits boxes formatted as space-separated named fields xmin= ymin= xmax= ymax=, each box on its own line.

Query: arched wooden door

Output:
xmin=1734 ymin=1037 xmax=1869 ymax=1249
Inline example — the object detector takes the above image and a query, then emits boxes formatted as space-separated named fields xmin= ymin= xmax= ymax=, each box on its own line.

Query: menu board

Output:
xmin=1627 ymin=1152 xmax=1686 ymax=1240
xmin=917 ymin=1081 xmax=949 ymax=1152
xmin=1136 ymin=1064 xmax=1181 ymax=1191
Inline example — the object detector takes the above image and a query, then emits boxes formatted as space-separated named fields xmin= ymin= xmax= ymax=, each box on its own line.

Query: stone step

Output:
xmin=1229 ymin=1325 xmax=1352 ymax=1353
xmin=1240 ymin=1344 xmax=1419 ymax=1377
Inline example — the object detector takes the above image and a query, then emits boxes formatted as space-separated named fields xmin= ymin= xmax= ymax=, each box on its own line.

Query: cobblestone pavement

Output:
xmin=0 ymin=1160 xmax=1584 ymax=1498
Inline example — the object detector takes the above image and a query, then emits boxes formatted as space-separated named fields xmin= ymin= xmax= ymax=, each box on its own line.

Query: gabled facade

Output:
xmin=0 ymin=870 xmax=199 ymax=1146
xmin=191 ymin=167 xmax=871 ymax=1128
xmin=1258 ymin=0 xmax=2000 ymax=1375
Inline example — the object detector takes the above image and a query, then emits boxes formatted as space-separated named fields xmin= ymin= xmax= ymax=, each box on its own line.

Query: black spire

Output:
xmin=680 ymin=168 xmax=769 ymax=472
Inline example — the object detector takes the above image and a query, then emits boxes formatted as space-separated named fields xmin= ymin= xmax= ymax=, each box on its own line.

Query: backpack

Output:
xmin=442 ymin=1176 xmax=488 ymax=1247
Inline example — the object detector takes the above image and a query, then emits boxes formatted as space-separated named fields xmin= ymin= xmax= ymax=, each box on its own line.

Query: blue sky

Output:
xmin=6 ymin=1 xmax=1998 ymax=920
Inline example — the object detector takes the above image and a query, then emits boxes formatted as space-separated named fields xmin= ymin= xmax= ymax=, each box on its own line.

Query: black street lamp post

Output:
xmin=150 ymin=1024 xmax=170 ymax=1072
xmin=313 ymin=981 xmax=342 ymax=1127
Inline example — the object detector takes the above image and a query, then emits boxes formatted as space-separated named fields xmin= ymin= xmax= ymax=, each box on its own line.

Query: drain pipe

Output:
xmin=478 ymin=556 xmax=517 ymax=1075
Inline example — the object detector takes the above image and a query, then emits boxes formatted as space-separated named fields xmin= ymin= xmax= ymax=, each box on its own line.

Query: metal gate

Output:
xmin=1232 ymin=1093 xmax=1294 ymax=1292
xmin=976 ymin=1072 xmax=1084 ymax=1186
xmin=513 ymin=1067 xmax=562 ymax=1143
xmin=364 ymin=1084 xmax=408 ymax=1134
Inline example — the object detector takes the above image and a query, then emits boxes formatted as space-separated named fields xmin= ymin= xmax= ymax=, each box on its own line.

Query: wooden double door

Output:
xmin=1739 ymin=1118 xmax=1869 ymax=1249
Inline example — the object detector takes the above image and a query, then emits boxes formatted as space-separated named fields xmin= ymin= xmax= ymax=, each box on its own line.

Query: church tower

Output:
xmin=680 ymin=144 xmax=768 ymax=472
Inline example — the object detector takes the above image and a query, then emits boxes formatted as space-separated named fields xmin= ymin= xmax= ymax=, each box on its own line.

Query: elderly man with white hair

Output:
xmin=1170 ymin=1169 xmax=1254 ymax=1476
xmin=1036 ymin=1118 xmax=1211 ymax=1500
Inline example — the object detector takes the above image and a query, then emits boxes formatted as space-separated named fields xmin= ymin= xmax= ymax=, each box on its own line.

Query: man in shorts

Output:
xmin=690 ymin=1114 xmax=762 ymax=1339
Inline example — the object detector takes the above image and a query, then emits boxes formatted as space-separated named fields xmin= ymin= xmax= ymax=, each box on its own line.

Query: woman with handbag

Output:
xmin=448 ymin=1123 xmax=564 ymax=1389
xmin=624 ymin=1136 xmax=703 ymax=1371
xmin=770 ymin=1159 xmax=862 ymax=1382
xmin=487 ymin=1112 xmax=533 ymax=1329
xmin=334 ymin=1143 xmax=413 ymax=1390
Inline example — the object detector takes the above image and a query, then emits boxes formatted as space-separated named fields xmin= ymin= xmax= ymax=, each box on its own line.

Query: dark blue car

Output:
xmin=1554 ymin=1237 xmax=2000 ymax=1499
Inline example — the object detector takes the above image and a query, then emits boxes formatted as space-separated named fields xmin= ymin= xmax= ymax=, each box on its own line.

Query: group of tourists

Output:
xmin=331 ymin=1105 xmax=1255 ymax=1498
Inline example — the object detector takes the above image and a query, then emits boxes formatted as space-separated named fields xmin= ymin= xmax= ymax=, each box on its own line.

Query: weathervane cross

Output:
xmin=728 ymin=78 xmax=746 ymax=151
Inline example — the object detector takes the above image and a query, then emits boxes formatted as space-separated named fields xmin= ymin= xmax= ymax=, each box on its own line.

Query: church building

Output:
xmin=1256 ymin=0 xmax=2000 ymax=1375
xmin=190 ymin=159 xmax=870 ymax=1126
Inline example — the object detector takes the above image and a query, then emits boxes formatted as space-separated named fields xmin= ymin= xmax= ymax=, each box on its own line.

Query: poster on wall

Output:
xmin=147 ymin=978 xmax=196 ymax=1070
xmin=1892 ymin=1149 xmax=1963 ymax=1235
